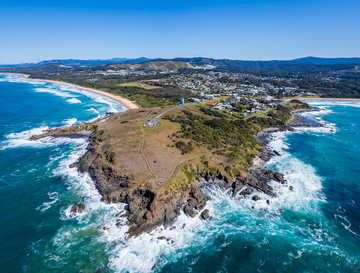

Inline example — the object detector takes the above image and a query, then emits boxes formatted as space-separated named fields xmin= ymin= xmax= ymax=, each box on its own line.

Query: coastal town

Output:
xmin=130 ymin=70 xmax=319 ymax=118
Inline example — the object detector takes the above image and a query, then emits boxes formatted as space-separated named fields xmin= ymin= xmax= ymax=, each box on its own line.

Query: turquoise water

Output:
xmin=1 ymin=74 xmax=360 ymax=272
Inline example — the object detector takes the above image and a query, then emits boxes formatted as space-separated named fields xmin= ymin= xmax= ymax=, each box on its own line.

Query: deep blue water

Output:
xmin=1 ymin=74 xmax=360 ymax=272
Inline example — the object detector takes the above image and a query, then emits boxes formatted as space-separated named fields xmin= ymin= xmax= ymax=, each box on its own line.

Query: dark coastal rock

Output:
xmin=256 ymin=146 xmax=273 ymax=161
xmin=247 ymin=174 xmax=275 ymax=197
xmin=273 ymin=150 xmax=281 ymax=156
xmin=29 ymin=128 xmax=93 ymax=141
xmin=266 ymin=200 xmax=270 ymax=205
xmin=253 ymin=195 xmax=260 ymax=201
xmin=232 ymin=177 xmax=246 ymax=196
xmin=279 ymin=125 xmax=295 ymax=131
xmin=73 ymin=134 xmax=213 ymax=237
xmin=201 ymin=209 xmax=210 ymax=220
xmin=240 ymin=188 xmax=254 ymax=196
xmin=264 ymin=170 xmax=274 ymax=179
xmin=289 ymin=186 xmax=294 ymax=191
xmin=70 ymin=203 xmax=86 ymax=215
xmin=274 ymin=172 xmax=284 ymax=183
xmin=217 ymin=171 xmax=232 ymax=186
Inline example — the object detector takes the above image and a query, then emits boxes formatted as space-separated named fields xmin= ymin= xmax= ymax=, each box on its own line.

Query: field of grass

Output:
xmin=85 ymin=102 xmax=310 ymax=196
xmin=119 ymin=82 xmax=160 ymax=90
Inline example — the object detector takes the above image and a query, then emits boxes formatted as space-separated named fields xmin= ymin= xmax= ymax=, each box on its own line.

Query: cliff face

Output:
xmin=29 ymin=105 xmax=312 ymax=237
xmin=72 ymin=134 xmax=211 ymax=237
xmin=72 ymin=134 xmax=287 ymax=236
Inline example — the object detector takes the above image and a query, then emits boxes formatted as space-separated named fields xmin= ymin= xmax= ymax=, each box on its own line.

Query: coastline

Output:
xmin=301 ymin=98 xmax=360 ymax=101
xmin=12 ymin=73 xmax=139 ymax=110
xmin=26 ymin=103 xmax=316 ymax=236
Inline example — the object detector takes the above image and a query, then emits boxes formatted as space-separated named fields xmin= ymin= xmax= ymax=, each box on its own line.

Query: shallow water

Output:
xmin=1 ymin=74 xmax=359 ymax=272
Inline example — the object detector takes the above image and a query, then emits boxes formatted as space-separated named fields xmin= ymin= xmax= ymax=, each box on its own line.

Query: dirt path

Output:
xmin=140 ymin=125 xmax=216 ymax=185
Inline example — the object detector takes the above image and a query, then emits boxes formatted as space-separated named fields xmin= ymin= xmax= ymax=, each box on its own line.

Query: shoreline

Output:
xmin=10 ymin=73 xmax=139 ymax=110
xmin=300 ymin=98 xmax=360 ymax=101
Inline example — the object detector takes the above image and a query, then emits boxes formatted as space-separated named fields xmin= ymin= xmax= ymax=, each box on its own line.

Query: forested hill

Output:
xmin=174 ymin=57 xmax=360 ymax=72
xmin=0 ymin=57 xmax=152 ymax=67
xmin=2 ymin=56 xmax=360 ymax=69
xmin=291 ymin=57 xmax=360 ymax=65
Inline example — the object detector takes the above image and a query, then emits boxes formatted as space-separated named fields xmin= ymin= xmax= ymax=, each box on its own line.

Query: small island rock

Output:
xmin=70 ymin=203 xmax=86 ymax=214
xmin=253 ymin=195 xmax=260 ymax=201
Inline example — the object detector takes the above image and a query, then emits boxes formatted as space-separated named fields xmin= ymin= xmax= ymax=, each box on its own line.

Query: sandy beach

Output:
xmin=15 ymin=73 xmax=139 ymax=110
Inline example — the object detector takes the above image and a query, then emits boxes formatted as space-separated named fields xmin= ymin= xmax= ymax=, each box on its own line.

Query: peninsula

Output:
xmin=30 ymin=101 xmax=311 ymax=236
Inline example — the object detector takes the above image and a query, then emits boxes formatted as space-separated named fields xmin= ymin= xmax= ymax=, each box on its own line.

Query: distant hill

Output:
xmin=137 ymin=60 xmax=193 ymax=71
xmin=174 ymin=57 xmax=360 ymax=68
xmin=171 ymin=57 xmax=360 ymax=72
xmin=0 ymin=57 xmax=152 ymax=67
xmin=1 ymin=56 xmax=359 ymax=70
xmin=290 ymin=56 xmax=360 ymax=65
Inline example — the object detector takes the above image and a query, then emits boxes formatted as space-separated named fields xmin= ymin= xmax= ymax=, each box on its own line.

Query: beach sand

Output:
xmin=16 ymin=74 xmax=139 ymax=110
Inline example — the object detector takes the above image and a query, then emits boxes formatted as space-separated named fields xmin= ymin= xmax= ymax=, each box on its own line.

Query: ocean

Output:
xmin=0 ymin=73 xmax=359 ymax=272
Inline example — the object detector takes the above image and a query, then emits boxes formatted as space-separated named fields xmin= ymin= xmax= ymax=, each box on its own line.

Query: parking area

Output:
xmin=144 ymin=119 xmax=160 ymax=127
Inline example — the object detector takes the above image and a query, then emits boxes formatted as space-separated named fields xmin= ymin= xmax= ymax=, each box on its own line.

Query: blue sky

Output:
xmin=1 ymin=0 xmax=359 ymax=64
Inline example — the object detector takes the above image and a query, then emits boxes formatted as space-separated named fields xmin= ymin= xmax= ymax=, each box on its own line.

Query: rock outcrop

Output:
xmin=71 ymin=134 xmax=212 ymax=237
xmin=274 ymin=172 xmax=285 ymax=183
xmin=70 ymin=203 xmax=86 ymax=216
xmin=253 ymin=195 xmax=260 ymax=201
xmin=201 ymin=209 xmax=210 ymax=220
xmin=240 ymin=188 xmax=254 ymax=196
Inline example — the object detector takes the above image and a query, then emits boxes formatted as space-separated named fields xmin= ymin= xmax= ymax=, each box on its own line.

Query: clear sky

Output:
xmin=1 ymin=0 xmax=359 ymax=64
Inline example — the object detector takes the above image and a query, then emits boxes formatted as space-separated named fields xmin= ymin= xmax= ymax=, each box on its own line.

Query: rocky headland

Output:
xmin=29 ymin=104 xmax=319 ymax=237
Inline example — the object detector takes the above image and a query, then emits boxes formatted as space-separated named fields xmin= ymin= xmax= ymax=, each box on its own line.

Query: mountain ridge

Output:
xmin=1 ymin=56 xmax=360 ymax=68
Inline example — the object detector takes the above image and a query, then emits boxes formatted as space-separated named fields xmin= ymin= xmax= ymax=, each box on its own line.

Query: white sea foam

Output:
xmin=28 ymin=101 xmax=352 ymax=272
xmin=1 ymin=126 xmax=50 ymax=149
xmin=4 ymin=73 xmax=126 ymax=114
xmin=36 ymin=192 xmax=59 ymax=212
xmin=34 ymin=87 xmax=76 ymax=98
xmin=37 ymin=124 xmax=335 ymax=272
xmin=294 ymin=106 xmax=337 ymax=134
xmin=0 ymin=119 xmax=85 ymax=150
xmin=87 ymin=108 xmax=99 ymax=114
xmin=307 ymin=100 xmax=360 ymax=108
xmin=66 ymin=98 xmax=82 ymax=104
xmin=61 ymin=118 xmax=77 ymax=127
xmin=55 ymin=84 xmax=124 ymax=113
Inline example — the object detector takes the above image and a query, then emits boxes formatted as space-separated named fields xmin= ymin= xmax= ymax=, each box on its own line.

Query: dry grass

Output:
xmin=94 ymin=106 xmax=231 ymax=193
xmin=118 ymin=82 xmax=160 ymax=89
xmin=143 ymin=117 xmax=209 ymax=182
xmin=94 ymin=105 xmax=254 ymax=194
xmin=95 ymin=106 xmax=172 ymax=190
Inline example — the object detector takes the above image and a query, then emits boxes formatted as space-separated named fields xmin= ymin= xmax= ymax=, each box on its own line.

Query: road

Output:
xmin=140 ymin=101 xmax=287 ymax=185
xmin=141 ymin=104 xmax=224 ymax=185
xmin=143 ymin=103 xmax=231 ymax=127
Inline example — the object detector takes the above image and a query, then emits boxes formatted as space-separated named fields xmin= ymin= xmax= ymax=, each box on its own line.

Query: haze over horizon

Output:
xmin=1 ymin=0 xmax=359 ymax=64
